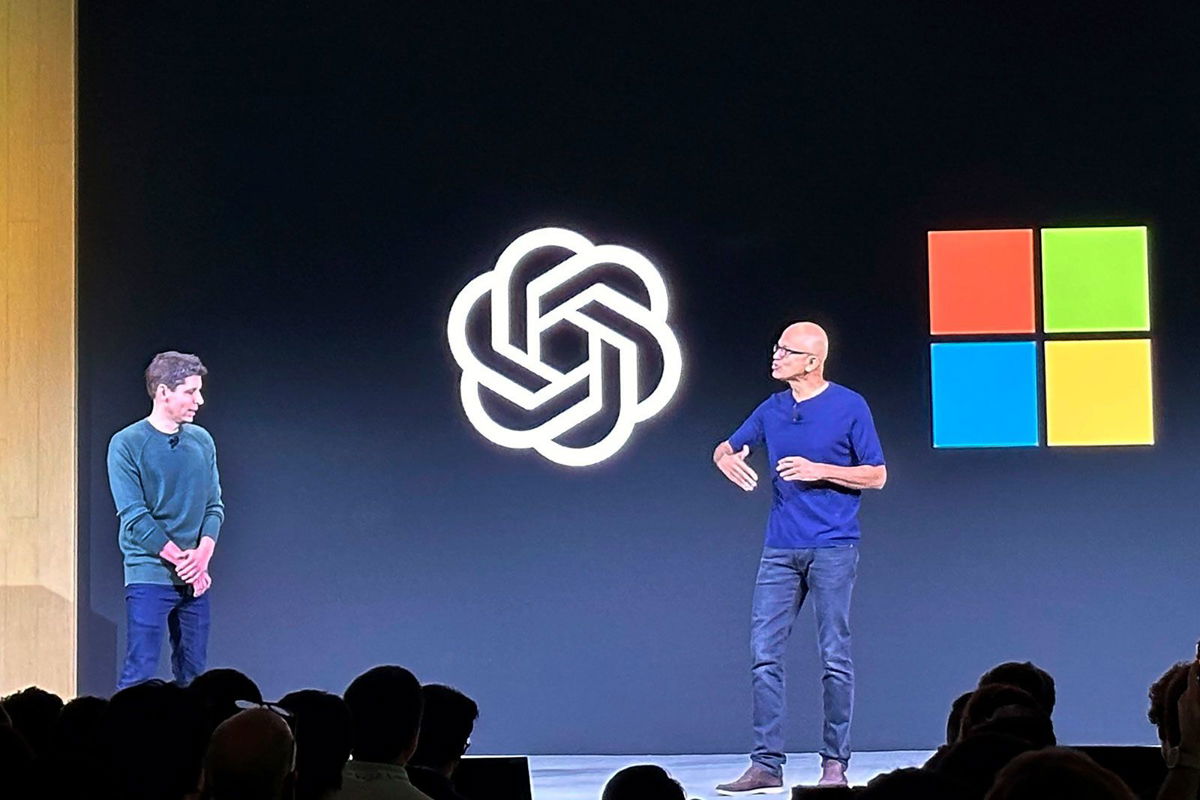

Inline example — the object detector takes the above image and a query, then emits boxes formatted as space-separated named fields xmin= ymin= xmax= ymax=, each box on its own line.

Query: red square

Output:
xmin=928 ymin=229 xmax=1036 ymax=334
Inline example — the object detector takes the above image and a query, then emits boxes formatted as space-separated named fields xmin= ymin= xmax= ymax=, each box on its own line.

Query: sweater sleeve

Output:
xmin=199 ymin=435 xmax=224 ymax=542
xmin=106 ymin=434 xmax=170 ymax=556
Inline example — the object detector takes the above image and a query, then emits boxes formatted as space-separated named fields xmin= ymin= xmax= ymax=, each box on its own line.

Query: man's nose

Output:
xmin=195 ymin=392 xmax=204 ymax=405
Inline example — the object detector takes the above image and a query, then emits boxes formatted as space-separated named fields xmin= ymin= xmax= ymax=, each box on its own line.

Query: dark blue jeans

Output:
xmin=750 ymin=544 xmax=858 ymax=776
xmin=118 ymin=583 xmax=210 ymax=689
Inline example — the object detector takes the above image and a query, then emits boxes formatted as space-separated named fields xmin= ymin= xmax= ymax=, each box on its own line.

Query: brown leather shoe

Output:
xmin=715 ymin=764 xmax=785 ymax=795
xmin=817 ymin=759 xmax=848 ymax=787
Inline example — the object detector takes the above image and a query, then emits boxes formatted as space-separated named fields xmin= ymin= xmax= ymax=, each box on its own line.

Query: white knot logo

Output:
xmin=447 ymin=227 xmax=682 ymax=466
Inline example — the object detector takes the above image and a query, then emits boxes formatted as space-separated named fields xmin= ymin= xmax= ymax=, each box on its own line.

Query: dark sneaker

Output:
xmin=715 ymin=764 xmax=785 ymax=795
xmin=817 ymin=759 xmax=848 ymax=787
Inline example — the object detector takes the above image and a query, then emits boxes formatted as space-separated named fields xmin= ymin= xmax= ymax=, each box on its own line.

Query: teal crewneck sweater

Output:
xmin=107 ymin=419 xmax=224 ymax=586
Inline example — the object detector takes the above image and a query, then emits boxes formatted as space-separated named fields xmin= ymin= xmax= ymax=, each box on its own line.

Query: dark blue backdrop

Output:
xmin=78 ymin=3 xmax=1200 ymax=753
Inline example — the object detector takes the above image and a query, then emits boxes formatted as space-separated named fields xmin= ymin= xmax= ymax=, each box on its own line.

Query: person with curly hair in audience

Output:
xmin=1149 ymin=658 xmax=1200 ymax=800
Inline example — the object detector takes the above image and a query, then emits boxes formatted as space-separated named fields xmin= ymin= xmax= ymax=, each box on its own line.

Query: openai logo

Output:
xmin=447 ymin=228 xmax=682 ymax=466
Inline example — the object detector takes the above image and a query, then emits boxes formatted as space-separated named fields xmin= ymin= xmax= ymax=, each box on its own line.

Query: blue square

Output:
xmin=931 ymin=342 xmax=1040 ymax=448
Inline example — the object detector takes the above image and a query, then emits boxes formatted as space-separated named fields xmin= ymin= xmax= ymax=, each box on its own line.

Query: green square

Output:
xmin=1041 ymin=226 xmax=1149 ymax=333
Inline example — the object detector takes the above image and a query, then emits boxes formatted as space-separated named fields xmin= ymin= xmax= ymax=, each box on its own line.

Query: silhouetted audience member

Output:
xmin=204 ymin=707 xmax=297 ymax=800
xmin=1150 ymin=660 xmax=1200 ymax=800
xmin=856 ymin=767 xmax=964 ymax=799
xmin=340 ymin=665 xmax=431 ymax=800
xmin=978 ymin=661 xmax=1056 ymax=716
xmin=959 ymin=684 xmax=1045 ymax=741
xmin=52 ymin=695 xmax=109 ymax=755
xmin=601 ymin=765 xmax=686 ymax=800
xmin=968 ymin=697 xmax=1056 ymax=750
xmin=278 ymin=690 xmax=353 ymax=800
xmin=0 ymin=685 xmax=64 ymax=759
xmin=1149 ymin=662 xmax=1192 ymax=754
xmin=926 ymin=690 xmax=976 ymax=770
xmin=0 ymin=723 xmax=34 ymax=799
xmin=190 ymin=667 xmax=264 ymax=742
xmin=932 ymin=732 xmax=1037 ymax=799
xmin=408 ymin=685 xmax=479 ymax=800
xmin=947 ymin=690 xmax=974 ymax=745
xmin=985 ymin=747 xmax=1135 ymax=799
xmin=101 ymin=679 xmax=207 ymax=800
xmin=47 ymin=695 xmax=109 ymax=796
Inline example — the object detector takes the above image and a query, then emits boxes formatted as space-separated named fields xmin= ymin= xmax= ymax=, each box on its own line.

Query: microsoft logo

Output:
xmin=928 ymin=226 xmax=1153 ymax=448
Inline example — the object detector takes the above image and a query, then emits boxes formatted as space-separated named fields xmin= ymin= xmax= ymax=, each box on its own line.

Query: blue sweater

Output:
xmin=107 ymin=420 xmax=224 ymax=586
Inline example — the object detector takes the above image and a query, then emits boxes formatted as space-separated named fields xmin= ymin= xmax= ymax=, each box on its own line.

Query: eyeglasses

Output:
xmin=235 ymin=699 xmax=296 ymax=724
xmin=772 ymin=344 xmax=815 ymax=359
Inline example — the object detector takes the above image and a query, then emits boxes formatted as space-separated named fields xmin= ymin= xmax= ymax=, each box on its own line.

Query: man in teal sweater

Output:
xmin=107 ymin=351 xmax=224 ymax=688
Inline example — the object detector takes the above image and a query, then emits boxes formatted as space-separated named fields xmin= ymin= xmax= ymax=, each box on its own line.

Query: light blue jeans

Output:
xmin=750 ymin=544 xmax=858 ymax=775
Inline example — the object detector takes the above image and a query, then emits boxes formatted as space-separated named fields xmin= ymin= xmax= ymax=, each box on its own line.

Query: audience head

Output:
xmin=102 ymin=679 xmax=207 ymax=800
xmin=985 ymin=747 xmax=1135 ymax=799
xmin=189 ymin=667 xmax=264 ymax=739
xmin=857 ymin=767 xmax=963 ymax=799
xmin=278 ymin=690 xmax=353 ymax=800
xmin=343 ymin=665 xmax=423 ymax=764
xmin=52 ymin=695 xmax=109 ymax=758
xmin=1148 ymin=661 xmax=1192 ymax=749
xmin=601 ymin=764 xmax=685 ymax=800
xmin=48 ymin=695 xmax=110 ymax=795
xmin=947 ymin=690 xmax=973 ymax=745
xmin=204 ymin=707 xmax=297 ymax=800
xmin=0 ymin=685 xmax=64 ymax=758
xmin=960 ymin=683 xmax=1045 ymax=741
xmin=969 ymin=709 xmax=1056 ymax=749
xmin=979 ymin=661 xmax=1056 ymax=715
xmin=933 ymin=732 xmax=1036 ymax=799
xmin=410 ymin=684 xmax=479 ymax=776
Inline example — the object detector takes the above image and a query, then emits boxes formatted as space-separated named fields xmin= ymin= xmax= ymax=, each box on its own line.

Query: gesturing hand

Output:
xmin=777 ymin=456 xmax=825 ymax=482
xmin=718 ymin=445 xmax=758 ymax=492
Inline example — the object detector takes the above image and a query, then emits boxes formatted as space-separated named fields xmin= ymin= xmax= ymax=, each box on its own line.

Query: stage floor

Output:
xmin=527 ymin=751 xmax=936 ymax=799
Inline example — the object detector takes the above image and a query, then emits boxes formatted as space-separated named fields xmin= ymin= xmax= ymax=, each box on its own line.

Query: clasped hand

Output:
xmin=159 ymin=540 xmax=214 ymax=597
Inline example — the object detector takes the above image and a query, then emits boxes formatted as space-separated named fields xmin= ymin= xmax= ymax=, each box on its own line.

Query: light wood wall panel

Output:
xmin=0 ymin=0 xmax=76 ymax=698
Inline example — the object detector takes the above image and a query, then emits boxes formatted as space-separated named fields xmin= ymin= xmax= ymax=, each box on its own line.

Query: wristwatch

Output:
xmin=1165 ymin=746 xmax=1200 ymax=770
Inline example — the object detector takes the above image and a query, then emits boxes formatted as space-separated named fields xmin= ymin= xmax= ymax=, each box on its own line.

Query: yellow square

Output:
xmin=1045 ymin=339 xmax=1154 ymax=446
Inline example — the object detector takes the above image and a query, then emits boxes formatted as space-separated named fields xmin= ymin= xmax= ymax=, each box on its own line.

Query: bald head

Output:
xmin=771 ymin=321 xmax=830 ymax=386
xmin=780 ymin=322 xmax=829 ymax=361
xmin=205 ymin=708 xmax=295 ymax=800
